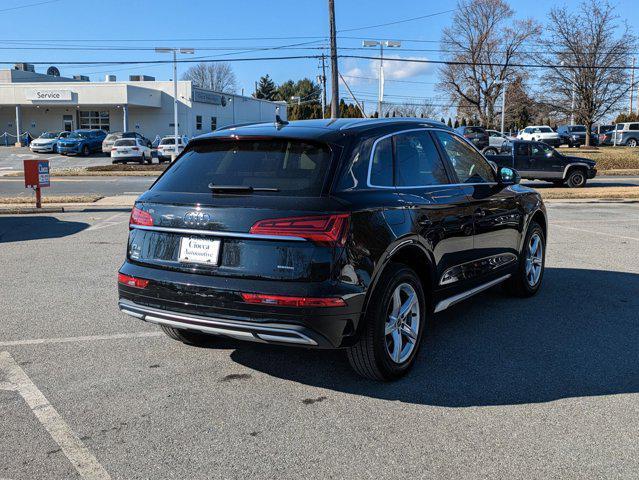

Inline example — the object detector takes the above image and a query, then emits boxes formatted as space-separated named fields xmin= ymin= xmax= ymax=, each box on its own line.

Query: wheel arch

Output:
xmin=563 ymin=162 xmax=589 ymax=179
xmin=357 ymin=239 xmax=436 ymax=337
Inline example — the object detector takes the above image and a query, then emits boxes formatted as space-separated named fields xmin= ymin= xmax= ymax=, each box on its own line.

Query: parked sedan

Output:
xmin=29 ymin=131 xmax=66 ymax=153
xmin=111 ymin=138 xmax=152 ymax=164
xmin=118 ymin=118 xmax=547 ymax=381
xmin=484 ymin=129 xmax=515 ymax=154
xmin=103 ymin=131 xmax=152 ymax=154
xmin=57 ymin=129 xmax=107 ymax=156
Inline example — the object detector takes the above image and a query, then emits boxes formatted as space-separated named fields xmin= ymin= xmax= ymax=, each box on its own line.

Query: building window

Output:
xmin=211 ymin=116 xmax=217 ymax=131
xmin=79 ymin=110 xmax=110 ymax=132
xmin=196 ymin=115 xmax=202 ymax=130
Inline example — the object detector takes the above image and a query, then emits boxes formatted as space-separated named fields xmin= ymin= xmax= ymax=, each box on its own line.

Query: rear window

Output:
xmin=160 ymin=138 xmax=180 ymax=145
xmin=114 ymin=139 xmax=136 ymax=147
xmin=152 ymin=139 xmax=332 ymax=196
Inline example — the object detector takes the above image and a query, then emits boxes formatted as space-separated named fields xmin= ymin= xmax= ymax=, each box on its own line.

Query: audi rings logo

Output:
xmin=183 ymin=211 xmax=210 ymax=226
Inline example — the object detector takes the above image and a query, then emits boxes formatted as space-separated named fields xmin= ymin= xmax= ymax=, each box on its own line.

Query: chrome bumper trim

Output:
xmin=118 ymin=300 xmax=318 ymax=346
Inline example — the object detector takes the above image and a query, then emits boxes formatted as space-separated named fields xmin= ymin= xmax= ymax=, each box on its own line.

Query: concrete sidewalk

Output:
xmin=0 ymin=195 xmax=137 ymax=214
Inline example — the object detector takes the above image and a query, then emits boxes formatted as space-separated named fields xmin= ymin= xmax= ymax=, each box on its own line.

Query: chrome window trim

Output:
xmin=366 ymin=127 xmax=498 ymax=190
xmin=130 ymin=224 xmax=307 ymax=242
xmin=434 ymin=274 xmax=512 ymax=313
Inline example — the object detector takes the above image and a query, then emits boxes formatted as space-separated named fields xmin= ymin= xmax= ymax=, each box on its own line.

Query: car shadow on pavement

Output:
xmin=0 ymin=215 xmax=88 ymax=243
xmin=228 ymin=267 xmax=639 ymax=407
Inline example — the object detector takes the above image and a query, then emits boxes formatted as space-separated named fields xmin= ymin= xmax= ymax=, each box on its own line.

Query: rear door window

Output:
xmin=393 ymin=130 xmax=449 ymax=186
xmin=153 ymin=139 xmax=332 ymax=196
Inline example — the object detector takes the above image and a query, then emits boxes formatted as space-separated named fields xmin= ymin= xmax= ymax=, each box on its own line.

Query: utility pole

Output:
xmin=328 ymin=0 xmax=339 ymax=118
xmin=155 ymin=47 xmax=195 ymax=161
xmin=630 ymin=57 xmax=635 ymax=114
xmin=570 ymin=71 xmax=576 ymax=126
xmin=320 ymin=54 xmax=327 ymax=119
xmin=500 ymin=82 xmax=507 ymax=134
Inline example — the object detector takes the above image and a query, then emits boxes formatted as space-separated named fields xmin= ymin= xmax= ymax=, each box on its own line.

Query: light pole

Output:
xmin=362 ymin=40 xmax=401 ymax=117
xmin=155 ymin=47 xmax=194 ymax=160
xmin=495 ymin=80 xmax=507 ymax=134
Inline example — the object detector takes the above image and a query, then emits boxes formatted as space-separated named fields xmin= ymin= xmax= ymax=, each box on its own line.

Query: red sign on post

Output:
xmin=24 ymin=159 xmax=50 ymax=208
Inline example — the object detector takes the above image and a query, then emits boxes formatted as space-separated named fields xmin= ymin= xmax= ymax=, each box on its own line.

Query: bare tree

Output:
xmin=439 ymin=0 xmax=540 ymax=128
xmin=538 ymin=0 xmax=635 ymax=145
xmin=181 ymin=62 xmax=238 ymax=93
xmin=392 ymin=102 xmax=438 ymax=118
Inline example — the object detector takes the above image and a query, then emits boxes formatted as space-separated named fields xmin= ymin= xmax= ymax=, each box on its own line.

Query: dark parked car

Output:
xmin=118 ymin=118 xmax=547 ymax=381
xmin=454 ymin=125 xmax=490 ymax=150
xmin=557 ymin=124 xmax=598 ymax=147
xmin=57 ymin=129 xmax=107 ymax=156
xmin=486 ymin=140 xmax=596 ymax=187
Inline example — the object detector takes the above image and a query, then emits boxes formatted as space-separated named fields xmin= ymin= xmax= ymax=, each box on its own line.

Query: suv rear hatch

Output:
xmin=127 ymin=137 xmax=346 ymax=283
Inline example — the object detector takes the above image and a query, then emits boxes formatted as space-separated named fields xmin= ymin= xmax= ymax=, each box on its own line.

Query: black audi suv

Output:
xmin=118 ymin=118 xmax=547 ymax=381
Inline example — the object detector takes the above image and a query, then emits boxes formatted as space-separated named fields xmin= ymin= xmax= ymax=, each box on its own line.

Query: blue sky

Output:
xmin=1 ymin=0 xmax=637 ymax=117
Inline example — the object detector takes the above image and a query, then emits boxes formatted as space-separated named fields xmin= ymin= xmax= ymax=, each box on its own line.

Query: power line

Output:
xmin=0 ymin=0 xmax=62 ymax=13
xmin=0 ymin=55 xmax=323 ymax=66
xmin=338 ymin=8 xmax=457 ymax=33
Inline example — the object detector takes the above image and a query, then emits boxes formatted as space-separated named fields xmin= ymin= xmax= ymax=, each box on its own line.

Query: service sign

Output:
xmin=25 ymin=89 xmax=72 ymax=102
xmin=23 ymin=159 xmax=50 ymax=188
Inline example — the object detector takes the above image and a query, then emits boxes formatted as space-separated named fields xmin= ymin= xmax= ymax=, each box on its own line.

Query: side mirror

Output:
xmin=499 ymin=166 xmax=521 ymax=185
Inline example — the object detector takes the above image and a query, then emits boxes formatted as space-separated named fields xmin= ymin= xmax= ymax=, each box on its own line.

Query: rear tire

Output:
xmin=82 ymin=145 xmax=89 ymax=156
xmin=627 ymin=138 xmax=638 ymax=147
xmin=347 ymin=263 xmax=426 ymax=381
xmin=483 ymin=147 xmax=498 ymax=155
xmin=160 ymin=325 xmax=217 ymax=346
xmin=139 ymin=153 xmax=145 ymax=165
xmin=565 ymin=168 xmax=587 ymax=188
xmin=506 ymin=221 xmax=545 ymax=297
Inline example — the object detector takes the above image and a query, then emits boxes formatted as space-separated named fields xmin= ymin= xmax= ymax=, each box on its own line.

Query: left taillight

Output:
xmin=118 ymin=273 xmax=149 ymax=289
xmin=130 ymin=206 xmax=153 ymax=226
xmin=249 ymin=214 xmax=349 ymax=246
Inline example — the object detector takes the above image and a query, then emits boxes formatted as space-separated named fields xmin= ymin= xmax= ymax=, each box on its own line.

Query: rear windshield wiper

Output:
xmin=208 ymin=183 xmax=280 ymax=193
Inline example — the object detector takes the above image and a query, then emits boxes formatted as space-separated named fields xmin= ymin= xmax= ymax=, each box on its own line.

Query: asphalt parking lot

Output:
xmin=1 ymin=202 xmax=638 ymax=479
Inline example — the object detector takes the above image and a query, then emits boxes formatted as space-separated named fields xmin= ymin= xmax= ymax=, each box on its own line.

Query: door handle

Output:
xmin=474 ymin=208 xmax=486 ymax=218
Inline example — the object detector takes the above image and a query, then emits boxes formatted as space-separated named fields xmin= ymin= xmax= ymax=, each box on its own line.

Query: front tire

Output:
xmin=483 ymin=147 xmax=498 ymax=155
xmin=565 ymin=168 xmax=587 ymax=188
xmin=627 ymin=138 xmax=638 ymax=147
xmin=347 ymin=263 xmax=426 ymax=381
xmin=82 ymin=145 xmax=90 ymax=156
xmin=161 ymin=325 xmax=218 ymax=346
xmin=506 ymin=221 xmax=545 ymax=297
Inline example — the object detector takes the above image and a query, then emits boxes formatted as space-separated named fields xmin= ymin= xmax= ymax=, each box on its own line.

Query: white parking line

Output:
xmin=85 ymin=213 xmax=127 ymax=232
xmin=0 ymin=331 xmax=162 ymax=347
xmin=0 ymin=352 xmax=111 ymax=480
xmin=553 ymin=224 xmax=639 ymax=241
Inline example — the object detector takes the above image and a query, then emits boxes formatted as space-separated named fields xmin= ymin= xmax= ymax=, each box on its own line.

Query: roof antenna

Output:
xmin=275 ymin=106 xmax=288 ymax=129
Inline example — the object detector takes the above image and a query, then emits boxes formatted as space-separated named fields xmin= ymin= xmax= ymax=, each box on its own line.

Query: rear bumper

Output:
xmin=117 ymin=262 xmax=365 ymax=349
xmin=119 ymin=299 xmax=327 ymax=347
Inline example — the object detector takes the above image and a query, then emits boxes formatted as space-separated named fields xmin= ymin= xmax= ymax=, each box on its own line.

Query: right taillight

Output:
xmin=250 ymin=214 xmax=350 ymax=246
xmin=130 ymin=206 xmax=153 ymax=226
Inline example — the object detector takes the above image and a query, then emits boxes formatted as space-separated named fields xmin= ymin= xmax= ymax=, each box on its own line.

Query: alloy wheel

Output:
xmin=525 ymin=233 xmax=543 ymax=287
xmin=384 ymin=283 xmax=420 ymax=364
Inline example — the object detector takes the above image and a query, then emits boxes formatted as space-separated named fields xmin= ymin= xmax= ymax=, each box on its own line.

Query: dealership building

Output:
xmin=0 ymin=66 xmax=286 ymax=145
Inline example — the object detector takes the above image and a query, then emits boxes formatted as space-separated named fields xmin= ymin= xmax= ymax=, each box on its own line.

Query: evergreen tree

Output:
xmin=254 ymin=74 xmax=277 ymax=100
xmin=447 ymin=117 xmax=453 ymax=127
xmin=454 ymin=119 xmax=460 ymax=128
xmin=440 ymin=117 xmax=446 ymax=124
xmin=461 ymin=117 xmax=467 ymax=126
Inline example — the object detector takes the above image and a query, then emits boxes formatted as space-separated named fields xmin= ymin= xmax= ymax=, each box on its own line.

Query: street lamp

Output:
xmin=495 ymin=80 xmax=507 ymax=134
xmin=155 ymin=47 xmax=195 ymax=160
xmin=362 ymin=40 xmax=401 ymax=117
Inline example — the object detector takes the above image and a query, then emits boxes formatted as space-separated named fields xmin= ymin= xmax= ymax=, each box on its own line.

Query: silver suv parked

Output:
xmin=611 ymin=123 xmax=639 ymax=147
